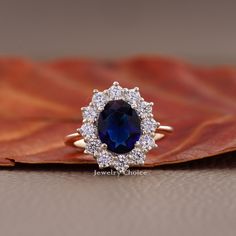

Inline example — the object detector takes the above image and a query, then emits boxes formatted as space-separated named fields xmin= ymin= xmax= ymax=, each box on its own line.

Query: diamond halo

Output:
xmin=79 ymin=82 xmax=159 ymax=174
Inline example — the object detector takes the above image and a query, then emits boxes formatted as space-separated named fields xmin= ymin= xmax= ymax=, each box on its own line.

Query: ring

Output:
xmin=65 ymin=82 xmax=173 ymax=174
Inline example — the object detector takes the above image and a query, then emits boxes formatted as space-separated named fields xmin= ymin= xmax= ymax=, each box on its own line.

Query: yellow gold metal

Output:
xmin=64 ymin=125 xmax=173 ymax=150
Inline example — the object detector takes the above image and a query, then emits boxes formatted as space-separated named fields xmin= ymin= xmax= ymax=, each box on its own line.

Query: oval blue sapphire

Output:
xmin=98 ymin=100 xmax=141 ymax=154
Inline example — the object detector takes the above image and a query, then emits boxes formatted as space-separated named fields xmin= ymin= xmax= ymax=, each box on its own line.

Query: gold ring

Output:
xmin=65 ymin=82 xmax=173 ymax=174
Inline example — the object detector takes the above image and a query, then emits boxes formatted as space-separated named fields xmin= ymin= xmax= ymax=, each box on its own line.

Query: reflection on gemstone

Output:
xmin=98 ymin=100 xmax=141 ymax=154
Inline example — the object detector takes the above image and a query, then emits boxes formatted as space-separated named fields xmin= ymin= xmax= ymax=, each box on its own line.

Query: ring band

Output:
xmin=65 ymin=125 xmax=173 ymax=149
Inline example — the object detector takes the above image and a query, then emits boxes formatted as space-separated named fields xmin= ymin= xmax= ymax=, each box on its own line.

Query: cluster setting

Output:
xmin=79 ymin=82 xmax=159 ymax=174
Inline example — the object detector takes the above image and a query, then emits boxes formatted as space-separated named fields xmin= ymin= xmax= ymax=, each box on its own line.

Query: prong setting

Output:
xmin=78 ymin=82 xmax=158 ymax=174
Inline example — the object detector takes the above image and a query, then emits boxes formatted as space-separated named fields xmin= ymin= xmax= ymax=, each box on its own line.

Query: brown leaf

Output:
xmin=0 ymin=57 xmax=235 ymax=167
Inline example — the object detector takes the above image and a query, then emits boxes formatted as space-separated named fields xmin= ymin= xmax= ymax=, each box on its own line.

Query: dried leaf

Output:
xmin=0 ymin=57 xmax=235 ymax=166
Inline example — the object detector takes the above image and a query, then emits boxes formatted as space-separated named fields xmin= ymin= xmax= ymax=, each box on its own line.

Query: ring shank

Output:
xmin=64 ymin=125 xmax=173 ymax=149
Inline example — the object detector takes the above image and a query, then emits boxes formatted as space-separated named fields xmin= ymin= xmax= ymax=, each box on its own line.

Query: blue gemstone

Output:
xmin=98 ymin=100 xmax=141 ymax=154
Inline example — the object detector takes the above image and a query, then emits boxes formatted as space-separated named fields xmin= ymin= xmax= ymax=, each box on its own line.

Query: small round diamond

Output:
xmin=82 ymin=106 xmax=97 ymax=122
xmin=108 ymin=85 xmax=123 ymax=100
xmin=125 ymin=88 xmax=141 ymax=107
xmin=80 ymin=123 xmax=96 ymax=138
xmin=92 ymin=92 xmax=107 ymax=110
xmin=114 ymin=155 xmax=129 ymax=174
xmin=139 ymin=135 xmax=156 ymax=151
xmin=141 ymin=118 xmax=158 ymax=133
xmin=85 ymin=139 xmax=101 ymax=154
xmin=130 ymin=149 xmax=145 ymax=165
xmin=137 ymin=101 xmax=153 ymax=118
xmin=96 ymin=150 xmax=112 ymax=168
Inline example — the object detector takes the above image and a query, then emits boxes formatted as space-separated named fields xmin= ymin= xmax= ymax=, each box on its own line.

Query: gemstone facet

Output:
xmin=98 ymin=100 xmax=141 ymax=154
